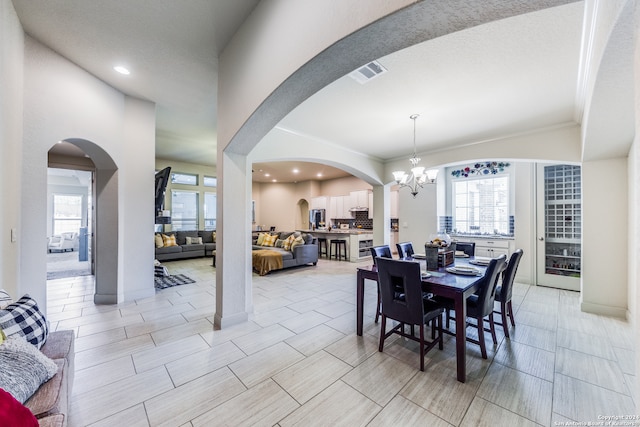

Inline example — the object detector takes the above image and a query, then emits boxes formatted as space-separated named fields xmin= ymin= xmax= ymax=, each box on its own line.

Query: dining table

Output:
xmin=356 ymin=256 xmax=488 ymax=383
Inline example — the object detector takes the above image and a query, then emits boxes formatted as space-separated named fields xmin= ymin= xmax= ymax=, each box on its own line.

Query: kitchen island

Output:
xmin=298 ymin=229 xmax=373 ymax=262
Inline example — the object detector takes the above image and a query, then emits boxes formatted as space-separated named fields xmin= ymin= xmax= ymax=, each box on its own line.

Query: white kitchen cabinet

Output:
xmin=329 ymin=196 xmax=344 ymax=220
xmin=368 ymin=192 xmax=373 ymax=219
xmin=349 ymin=190 xmax=369 ymax=209
xmin=341 ymin=195 xmax=351 ymax=217
xmin=310 ymin=196 xmax=327 ymax=210
xmin=464 ymin=238 xmax=512 ymax=258
xmin=390 ymin=190 xmax=399 ymax=218
xmin=349 ymin=233 xmax=373 ymax=262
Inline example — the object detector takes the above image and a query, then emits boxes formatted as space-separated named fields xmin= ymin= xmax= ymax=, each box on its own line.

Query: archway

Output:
xmin=53 ymin=138 xmax=119 ymax=304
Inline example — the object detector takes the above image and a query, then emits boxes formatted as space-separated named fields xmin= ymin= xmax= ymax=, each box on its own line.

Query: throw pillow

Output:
xmin=262 ymin=234 xmax=278 ymax=247
xmin=256 ymin=232 xmax=267 ymax=246
xmin=0 ymin=295 xmax=49 ymax=349
xmin=290 ymin=236 xmax=305 ymax=251
xmin=154 ymin=234 xmax=164 ymax=249
xmin=0 ymin=289 xmax=12 ymax=309
xmin=282 ymin=234 xmax=296 ymax=250
xmin=275 ymin=239 xmax=284 ymax=248
xmin=0 ymin=335 xmax=58 ymax=404
xmin=0 ymin=388 xmax=38 ymax=426
xmin=212 ymin=231 xmax=216 ymax=242
xmin=162 ymin=234 xmax=177 ymax=247
xmin=185 ymin=236 xmax=203 ymax=245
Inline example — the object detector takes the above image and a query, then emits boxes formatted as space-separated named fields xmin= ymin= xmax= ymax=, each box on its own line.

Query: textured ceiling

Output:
xmin=13 ymin=1 xmax=586 ymax=172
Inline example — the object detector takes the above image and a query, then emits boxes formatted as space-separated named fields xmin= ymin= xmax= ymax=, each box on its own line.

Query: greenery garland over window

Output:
xmin=451 ymin=161 xmax=510 ymax=178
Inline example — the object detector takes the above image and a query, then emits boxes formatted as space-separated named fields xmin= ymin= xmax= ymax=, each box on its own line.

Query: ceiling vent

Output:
xmin=348 ymin=60 xmax=388 ymax=84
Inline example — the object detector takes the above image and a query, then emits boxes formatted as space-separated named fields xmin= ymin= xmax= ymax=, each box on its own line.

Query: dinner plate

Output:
xmin=413 ymin=253 xmax=426 ymax=259
xmin=446 ymin=266 xmax=481 ymax=276
xmin=421 ymin=271 xmax=431 ymax=278
xmin=455 ymin=253 xmax=469 ymax=258
xmin=469 ymin=258 xmax=491 ymax=266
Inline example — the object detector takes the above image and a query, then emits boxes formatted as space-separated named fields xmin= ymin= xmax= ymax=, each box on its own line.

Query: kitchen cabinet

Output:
xmin=329 ymin=196 xmax=349 ymax=220
xmin=350 ymin=190 xmax=370 ymax=209
xmin=311 ymin=196 xmax=327 ymax=210
xmin=349 ymin=232 xmax=373 ymax=262
xmin=368 ymin=192 xmax=373 ymax=219
xmin=390 ymin=190 xmax=399 ymax=218
xmin=463 ymin=238 xmax=512 ymax=258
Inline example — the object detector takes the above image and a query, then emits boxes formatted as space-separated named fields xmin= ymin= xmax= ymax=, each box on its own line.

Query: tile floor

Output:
xmin=45 ymin=257 xmax=636 ymax=427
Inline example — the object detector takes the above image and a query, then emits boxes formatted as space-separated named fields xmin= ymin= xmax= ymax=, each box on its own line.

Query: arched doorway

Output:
xmin=48 ymin=138 xmax=119 ymax=304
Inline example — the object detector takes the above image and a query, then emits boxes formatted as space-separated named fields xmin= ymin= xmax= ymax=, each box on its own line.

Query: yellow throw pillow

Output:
xmin=290 ymin=236 xmax=305 ymax=251
xmin=155 ymin=234 xmax=164 ymax=248
xmin=162 ymin=234 xmax=177 ymax=247
xmin=212 ymin=231 xmax=216 ymax=243
xmin=257 ymin=232 xmax=267 ymax=246
xmin=262 ymin=234 xmax=277 ymax=247
xmin=282 ymin=234 xmax=296 ymax=250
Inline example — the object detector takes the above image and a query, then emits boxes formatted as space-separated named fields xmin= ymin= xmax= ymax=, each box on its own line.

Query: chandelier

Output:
xmin=392 ymin=114 xmax=438 ymax=198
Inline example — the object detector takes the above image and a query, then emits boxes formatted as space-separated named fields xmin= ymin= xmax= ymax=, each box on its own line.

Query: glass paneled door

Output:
xmin=536 ymin=164 xmax=582 ymax=291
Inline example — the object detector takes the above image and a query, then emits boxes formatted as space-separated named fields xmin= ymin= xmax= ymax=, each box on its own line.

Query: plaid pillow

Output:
xmin=185 ymin=236 xmax=203 ymax=245
xmin=262 ymin=234 xmax=277 ymax=247
xmin=0 ymin=295 xmax=49 ymax=349
xmin=162 ymin=234 xmax=177 ymax=247
xmin=282 ymin=234 xmax=296 ymax=250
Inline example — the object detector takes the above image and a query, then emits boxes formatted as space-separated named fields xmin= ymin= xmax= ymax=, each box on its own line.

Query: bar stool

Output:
xmin=317 ymin=237 xmax=328 ymax=258
xmin=330 ymin=239 xmax=348 ymax=261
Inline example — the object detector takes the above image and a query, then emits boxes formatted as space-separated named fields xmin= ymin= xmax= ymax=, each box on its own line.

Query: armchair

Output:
xmin=48 ymin=232 xmax=78 ymax=252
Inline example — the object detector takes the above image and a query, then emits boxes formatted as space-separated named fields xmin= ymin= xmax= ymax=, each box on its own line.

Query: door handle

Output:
xmin=538 ymin=237 xmax=544 ymax=241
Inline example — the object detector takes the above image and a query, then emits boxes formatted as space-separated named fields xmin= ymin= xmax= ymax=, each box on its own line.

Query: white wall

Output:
xmin=0 ymin=0 xmax=23 ymax=299
xmin=22 ymin=35 xmax=156 ymax=308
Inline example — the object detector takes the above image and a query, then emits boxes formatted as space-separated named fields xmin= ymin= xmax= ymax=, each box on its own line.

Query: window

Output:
xmin=53 ymin=194 xmax=83 ymax=235
xmin=171 ymin=190 xmax=198 ymax=230
xmin=453 ymin=176 xmax=509 ymax=234
xmin=171 ymin=172 xmax=197 ymax=186
xmin=203 ymin=176 xmax=217 ymax=187
xmin=204 ymin=192 xmax=217 ymax=230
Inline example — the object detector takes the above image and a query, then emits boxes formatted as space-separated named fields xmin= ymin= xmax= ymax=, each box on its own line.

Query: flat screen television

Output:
xmin=155 ymin=167 xmax=171 ymax=223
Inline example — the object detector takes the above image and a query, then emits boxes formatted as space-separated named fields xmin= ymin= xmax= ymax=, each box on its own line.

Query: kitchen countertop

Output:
xmin=451 ymin=234 xmax=514 ymax=240
xmin=298 ymin=229 xmax=373 ymax=235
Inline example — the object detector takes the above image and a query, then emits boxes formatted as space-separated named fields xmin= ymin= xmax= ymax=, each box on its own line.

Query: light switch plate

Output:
xmin=11 ymin=228 xmax=17 ymax=242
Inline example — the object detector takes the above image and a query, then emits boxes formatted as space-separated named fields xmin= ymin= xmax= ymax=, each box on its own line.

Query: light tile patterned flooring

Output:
xmin=46 ymin=257 xmax=636 ymax=427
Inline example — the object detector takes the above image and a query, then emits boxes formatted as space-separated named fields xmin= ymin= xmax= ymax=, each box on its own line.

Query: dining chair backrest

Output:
xmin=499 ymin=249 xmax=523 ymax=302
xmin=456 ymin=242 xmax=476 ymax=257
xmin=376 ymin=257 xmax=424 ymax=326
xmin=396 ymin=242 xmax=415 ymax=258
xmin=473 ymin=254 xmax=507 ymax=318
xmin=370 ymin=245 xmax=392 ymax=267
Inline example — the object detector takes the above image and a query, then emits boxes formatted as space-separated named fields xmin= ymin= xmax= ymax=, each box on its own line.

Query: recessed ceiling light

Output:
xmin=114 ymin=66 xmax=130 ymax=75
xmin=317 ymin=173 xmax=323 ymax=177
xmin=292 ymin=169 xmax=299 ymax=174
xmin=272 ymin=179 xmax=277 ymax=182
xmin=264 ymin=173 xmax=270 ymax=177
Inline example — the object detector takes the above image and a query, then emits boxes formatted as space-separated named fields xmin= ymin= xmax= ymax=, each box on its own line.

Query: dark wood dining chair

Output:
xmin=370 ymin=245 xmax=393 ymax=323
xmin=494 ymin=249 xmax=523 ymax=338
xmin=456 ymin=242 xmax=475 ymax=257
xmin=396 ymin=241 xmax=414 ymax=258
xmin=376 ymin=257 xmax=445 ymax=371
xmin=465 ymin=254 xmax=507 ymax=358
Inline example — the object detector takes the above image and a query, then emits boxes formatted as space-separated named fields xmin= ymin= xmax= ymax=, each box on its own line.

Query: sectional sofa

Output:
xmin=154 ymin=230 xmax=216 ymax=261
xmin=251 ymin=231 xmax=318 ymax=274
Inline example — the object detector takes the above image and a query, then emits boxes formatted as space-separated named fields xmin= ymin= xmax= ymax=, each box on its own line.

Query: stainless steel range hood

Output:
xmin=349 ymin=206 xmax=369 ymax=212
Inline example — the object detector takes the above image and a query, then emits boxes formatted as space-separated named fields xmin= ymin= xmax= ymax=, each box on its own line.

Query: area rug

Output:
xmin=154 ymin=274 xmax=196 ymax=289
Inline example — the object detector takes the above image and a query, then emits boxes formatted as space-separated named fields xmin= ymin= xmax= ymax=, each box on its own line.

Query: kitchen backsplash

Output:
xmin=331 ymin=210 xmax=373 ymax=229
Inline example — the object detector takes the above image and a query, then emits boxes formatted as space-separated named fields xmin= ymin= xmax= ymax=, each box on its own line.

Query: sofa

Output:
xmin=251 ymin=231 xmax=318 ymax=275
xmin=24 ymin=330 xmax=75 ymax=427
xmin=0 ymin=292 xmax=74 ymax=427
xmin=155 ymin=230 xmax=216 ymax=261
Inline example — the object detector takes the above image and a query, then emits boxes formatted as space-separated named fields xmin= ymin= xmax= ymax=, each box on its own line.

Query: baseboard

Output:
xmin=214 ymin=311 xmax=249 ymax=329
xmin=580 ymin=301 xmax=627 ymax=319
